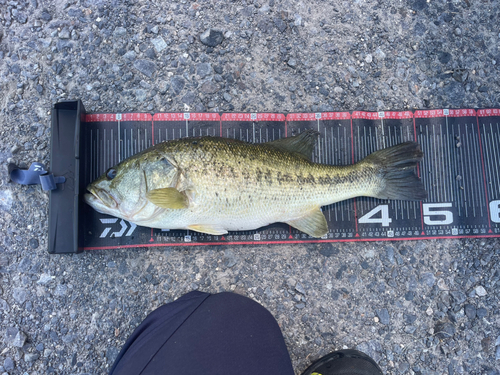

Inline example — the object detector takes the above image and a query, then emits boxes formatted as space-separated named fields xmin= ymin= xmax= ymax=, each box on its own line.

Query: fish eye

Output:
xmin=106 ymin=168 xmax=117 ymax=180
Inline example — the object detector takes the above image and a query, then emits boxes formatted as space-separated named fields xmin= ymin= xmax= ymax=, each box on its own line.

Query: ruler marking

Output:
xmin=489 ymin=123 xmax=500 ymax=198
xmin=423 ymin=126 xmax=431 ymax=202
xmin=444 ymin=120 xmax=454 ymax=204
xmin=472 ymin=127 xmax=485 ymax=218
xmin=458 ymin=125 xmax=468 ymax=217
xmin=452 ymin=124 xmax=462 ymax=217
xmin=482 ymin=123 xmax=495 ymax=203
xmin=97 ymin=129 xmax=101 ymax=176
xmin=472 ymin=125 xmax=483 ymax=217
xmin=465 ymin=125 xmax=475 ymax=216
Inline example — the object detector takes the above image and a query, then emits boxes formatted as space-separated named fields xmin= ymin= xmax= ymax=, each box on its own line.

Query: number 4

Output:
xmin=358 ymin=205 xmax=392 ymax=227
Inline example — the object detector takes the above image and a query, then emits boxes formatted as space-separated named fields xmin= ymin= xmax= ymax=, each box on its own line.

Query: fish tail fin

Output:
xmin=363 ymin=141 xmax=427 ymax=201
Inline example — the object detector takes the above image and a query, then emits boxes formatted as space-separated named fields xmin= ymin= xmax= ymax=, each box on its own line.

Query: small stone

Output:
xmin=4 ymin=357 xmax=14 ymax=371
xmin=273 ymin=17 xmax=287 ymax=33
xmin=405 ymin=291 xmax=415 ymax=301
xmin=13 ymin=12 xmax=28 ymax=24
xmin=37 ymin=273 xmax=54 ymax=284
xmin=365 ymin=54 xmax=373 ymax=63
xmin=196 ymin=63 xmax=212 ymax=78
xmin=295 ymin=303 xmax=305 ymax=309
xmin=24 ymin=353 xmax=39 ymax=362
xmin=437 ymin=278 xmax=447 ymax=290
xmin=464 ymin=304 xmax=476 ymax=319
xmin=295 ymin=282 xmax=306 ymax=295
xmin=454 ymin=27 xmax=462 ymax=36
xmin=450 ymin=291 xmax=466 ymax=304
xmin=13 ymin=288 xmax=27 ymax=304
xmin=5 ymin=328 xmax=18 ymax=344
xmin=54 ymin=284 xmax=67 ymax=297
xmin=181 ymin=92 xmax=196 ymax=106
xmin=151 ymin=25 xmax=159 ymax=34
xmin=200 ymin=29 xmax=224 ymax=47
xmin=113 ymin=27 xmax=127 ymax=37
xmin=287 ymin=58 xmax=297 ymax=67
xmin=333 ymin=86 xmax=343 ymax=94
xmin=170 ymin=76 xmax=185 ymax=96
xmin=496 ymin=346 xmax=500 ymax=361
xmin=376 ymin=308 xmax=390 ymax=325
xmin=133 ymin=59 xmax=157 ymax=78
xmin=5 ymin=328 xmax=26 ymax=348
xmin=17 ymin=257 xmax=32 ymax=273
xmin=151 ymin=36 xmax=167 ymax=53
xmin=106 ymin=347 xmax=119 ymax=366
xmin=223 ymin=92 xmax=232 ymax=102
xmin=123 ymin=51 xmax=136 ymax=60
xmin=135 ymin=89 xmax=147 ymax=102
xmin=294 ymin=14 xmax=302 ymax=26
xmin=200 ymin=80 xmax=219 ymax=94
xmin=259 ymin=4 xmax=270 ymax=13
xmin=438 ymin=51 xmax=452 ymax=64
xmin=145 ymin=48 xmax=156 ymax=59
xmin=374 ymin=48 xmax=386 ymax=60
xmin=476 ymin=307 xmax=487 ymax=318
xmin=58 ymin=28 xmax=70 ymax=39
xmin=286 ymin=277 xmax=297 ymax=288
xmin=40 ymin=9 xmax=52 ymax=22
xmin=404 ymin=314 xmax=417 ymax=324
xmin=475 ymin=285 xmax=487 ymax=296
xmin=435 ymin=321 xmax=455 ymax=339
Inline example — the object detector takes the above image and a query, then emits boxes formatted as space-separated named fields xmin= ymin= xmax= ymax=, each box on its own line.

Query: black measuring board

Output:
xmin=69 ymin=107 xmax=500 ymax=252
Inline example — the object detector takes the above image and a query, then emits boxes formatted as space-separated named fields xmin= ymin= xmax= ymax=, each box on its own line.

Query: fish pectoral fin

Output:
xmin=265 ymin=129 xmax=319 ymax=161
xmin=187 ymin=224 xmax=228 ymax=235
xmin=286 ymin=208 xmax=328 ymax=238
xmin=146 ymin=188 xmax=189 ymax=209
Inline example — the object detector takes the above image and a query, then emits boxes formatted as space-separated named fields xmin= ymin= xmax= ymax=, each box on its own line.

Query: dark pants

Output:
xmin=109 ymin=291 xmax=295 ymax=375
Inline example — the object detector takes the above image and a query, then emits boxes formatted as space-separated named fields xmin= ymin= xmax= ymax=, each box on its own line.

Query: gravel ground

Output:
xmin=1 ymin=0 xmax=500 ymax=374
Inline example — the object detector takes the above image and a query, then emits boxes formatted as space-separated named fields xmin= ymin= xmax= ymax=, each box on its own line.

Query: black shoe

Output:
xmin=301 ymin=349 xmax=384 ymax=375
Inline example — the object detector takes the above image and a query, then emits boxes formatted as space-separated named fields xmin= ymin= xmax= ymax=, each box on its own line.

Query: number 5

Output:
xmin=423 ymin=203 xmax=453 ymax=225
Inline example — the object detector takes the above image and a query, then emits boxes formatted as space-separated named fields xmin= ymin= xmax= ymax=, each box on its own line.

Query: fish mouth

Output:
xmin=84 ymin=186 xmax=119 ymax=211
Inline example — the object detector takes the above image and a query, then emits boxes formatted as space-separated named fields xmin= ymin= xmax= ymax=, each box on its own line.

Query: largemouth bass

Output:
xmin=84 ymin=131 xmax=426 ymax=237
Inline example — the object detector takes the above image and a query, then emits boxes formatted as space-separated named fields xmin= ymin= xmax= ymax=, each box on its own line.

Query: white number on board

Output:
xmin=358 ymin=205 xmax=392 ymax=227
xmin=423 ymin=203 xmax=453 ymax=225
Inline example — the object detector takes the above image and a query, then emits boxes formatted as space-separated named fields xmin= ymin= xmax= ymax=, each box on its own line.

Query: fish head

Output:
xmin=84 ymin=148 xmax=177 ymax=221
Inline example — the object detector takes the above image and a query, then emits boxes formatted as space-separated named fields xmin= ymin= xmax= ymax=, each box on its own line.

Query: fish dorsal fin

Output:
xmin=286 ymin=207 xmax=328 ymax=238
xmin=146 ymin=188 xmax=188 ymax=209
xmin=265 ymin=130 xmax=319 ymax=161
xmin=188 ymin=224 xmax=228 ymax=235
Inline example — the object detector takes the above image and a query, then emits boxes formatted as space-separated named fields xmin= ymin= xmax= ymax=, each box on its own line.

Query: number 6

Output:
xmin=490 ymin=200 xmax=500 ymax=223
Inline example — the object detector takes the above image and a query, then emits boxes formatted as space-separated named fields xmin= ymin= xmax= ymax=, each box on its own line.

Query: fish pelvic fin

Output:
xmin=187 ymin=224 xmax=228 ymax=235
xmin=265 ymin=129 xmax=319 ymax=161
xmin=363 ymin=141 xmax=427 ymax=201
xmin=146 ymin=188 xmax=189 ymax=209
xmin=286 ymin=207 xmax=328 ymax=238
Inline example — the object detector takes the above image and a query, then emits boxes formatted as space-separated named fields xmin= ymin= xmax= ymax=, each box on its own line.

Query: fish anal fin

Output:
xmin=187 ymin=224 xmax=228 ymax=235
xmin=146 ymin=188 xmax=188 ymax=209
xmin=265 ymin=129 xmax=319 ymax=161
xmin=286 ymin=207 xmax=328 ymax=238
